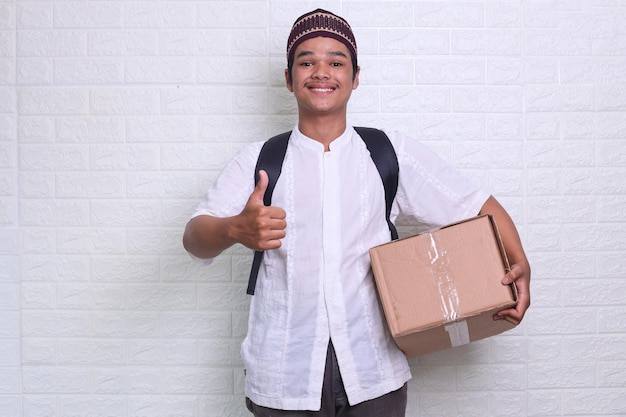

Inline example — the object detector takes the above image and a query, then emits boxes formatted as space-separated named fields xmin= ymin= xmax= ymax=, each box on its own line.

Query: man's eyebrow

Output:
xmin=295 ymin=50 xmax=314 ymax=59
xmin=328 ymin=51 xmax=348 ymax=58
xmin=295 ymin=50 xmax=348 ymax=59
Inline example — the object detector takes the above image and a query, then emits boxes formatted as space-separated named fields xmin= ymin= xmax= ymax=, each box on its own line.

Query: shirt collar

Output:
xmin=292 ymin=125 xmax=353 ymax=152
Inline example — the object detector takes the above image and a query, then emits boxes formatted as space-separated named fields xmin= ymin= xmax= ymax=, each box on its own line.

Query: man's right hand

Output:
xmin=182 ymin=170 xmax=287 ymax=259
xmin=231 ymin=170 xmax=287 ymax=251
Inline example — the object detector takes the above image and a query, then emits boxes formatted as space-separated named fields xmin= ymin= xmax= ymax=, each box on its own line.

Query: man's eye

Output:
xmin=331 ymin=62 xmax=342 ymax=67
xmin=300 ymin=62 xmax=312 ymax=66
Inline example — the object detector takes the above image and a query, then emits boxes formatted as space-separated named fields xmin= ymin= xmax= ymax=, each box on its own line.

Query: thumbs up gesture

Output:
xmin=232 ymin=170 xmax=287 ymax=251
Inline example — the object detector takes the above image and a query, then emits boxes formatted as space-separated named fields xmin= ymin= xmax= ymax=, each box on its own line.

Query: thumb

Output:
xmin=249 ymin=169 xmax=269 ymax=205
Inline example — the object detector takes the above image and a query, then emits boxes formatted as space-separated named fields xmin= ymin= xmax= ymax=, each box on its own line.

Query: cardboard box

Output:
xmin=369 ymin=214 xmax=518 ymax=358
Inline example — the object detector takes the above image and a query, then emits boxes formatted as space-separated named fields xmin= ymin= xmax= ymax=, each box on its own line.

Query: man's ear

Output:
xmin=352 ymin=66 xmax=360 ymax=90
xmin=285 ymin=69 xmax=293 ymax=92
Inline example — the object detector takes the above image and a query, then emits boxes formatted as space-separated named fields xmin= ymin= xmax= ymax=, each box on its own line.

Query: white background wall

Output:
xmin=1 ymin=0 xmax=625 ymax=416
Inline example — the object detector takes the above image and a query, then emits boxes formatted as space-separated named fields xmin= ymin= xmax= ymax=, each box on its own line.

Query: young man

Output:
xmin=183 ymin=9 xmax=531 ymax=417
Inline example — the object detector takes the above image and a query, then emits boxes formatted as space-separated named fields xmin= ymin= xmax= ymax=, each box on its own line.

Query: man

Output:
xmin=183 ymin=9 xmax=531 ymax=417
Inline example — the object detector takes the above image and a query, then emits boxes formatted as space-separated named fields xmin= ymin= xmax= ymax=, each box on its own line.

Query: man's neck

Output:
xmin=297 ymin=114 xmax=348 ymax=151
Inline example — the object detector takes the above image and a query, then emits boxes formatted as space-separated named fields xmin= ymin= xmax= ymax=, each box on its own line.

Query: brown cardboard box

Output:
xmin=369 ymin=214 xmax=518 ymax=357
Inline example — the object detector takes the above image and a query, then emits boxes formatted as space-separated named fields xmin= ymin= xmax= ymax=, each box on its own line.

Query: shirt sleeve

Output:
xmin=190 ymin=141 xmax=264 ymax=220
xmin=388 ymin=130 xmax=491 ymax=228
xmin=185 ymin=142 xmax=263 ymax=264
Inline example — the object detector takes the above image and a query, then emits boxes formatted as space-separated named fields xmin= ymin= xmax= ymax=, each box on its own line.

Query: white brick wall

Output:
xmin=1 ymin=1 xmax=625 ymax=416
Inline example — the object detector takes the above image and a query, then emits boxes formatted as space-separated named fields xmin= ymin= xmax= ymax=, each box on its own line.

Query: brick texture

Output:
xmin=2 ymin=1 xmax=626 ymax=416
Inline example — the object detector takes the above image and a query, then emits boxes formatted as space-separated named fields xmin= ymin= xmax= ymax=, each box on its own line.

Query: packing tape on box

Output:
xmin=444 ymin=320 xmax=471 ymax=347
xmin=427 ymin=233 xmax=461 ymax=322
xmin=428 ymin=232 xmax=470 ymax=347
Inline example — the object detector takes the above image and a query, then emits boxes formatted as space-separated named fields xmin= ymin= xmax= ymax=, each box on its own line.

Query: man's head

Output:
xmin=286 ymin=9 xmax=358 ymax=82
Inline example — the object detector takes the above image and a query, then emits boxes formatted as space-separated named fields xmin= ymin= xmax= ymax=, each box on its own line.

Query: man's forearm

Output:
xmin=478 ymin=195 xmax=530 ymax=273
xmin=183 ymin=215 xmax=237 ymax=259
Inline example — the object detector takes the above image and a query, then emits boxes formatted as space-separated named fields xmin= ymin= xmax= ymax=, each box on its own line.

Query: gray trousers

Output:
xmin=245 ymin=342 xmax=407 ymax=417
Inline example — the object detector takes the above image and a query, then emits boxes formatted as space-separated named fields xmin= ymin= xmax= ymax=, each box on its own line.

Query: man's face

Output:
xmin=286 ymin=36 xmax=360 ymax=118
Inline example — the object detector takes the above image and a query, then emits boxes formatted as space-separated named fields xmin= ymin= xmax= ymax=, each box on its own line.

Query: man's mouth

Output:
xmin=308 ymin=85 xmax=336 ymax=93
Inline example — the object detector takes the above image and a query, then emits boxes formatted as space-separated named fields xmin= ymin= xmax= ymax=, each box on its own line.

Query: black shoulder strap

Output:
xmin=354 ymin=127 xmax=399 ymax=241
xmin=247 ymin=131 xmax=291 ymax=295
xmin=255 ymin=131 xmax=292 ymax=206
xmin=247 ymin=127 xmax=399 ymax=295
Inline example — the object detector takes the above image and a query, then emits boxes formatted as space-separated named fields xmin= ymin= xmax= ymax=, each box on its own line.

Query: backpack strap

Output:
xmin=354 ymin=127 xmax=399 ymax=241
xmin=247 ymin=131 xmax=291 ymax=295
xmin=247 ymin=127 xmax=399 ymax=295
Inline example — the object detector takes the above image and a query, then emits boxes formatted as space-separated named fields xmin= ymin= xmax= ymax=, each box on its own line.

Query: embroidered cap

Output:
xmin=286 ymin=9 xmax=357 ymax=64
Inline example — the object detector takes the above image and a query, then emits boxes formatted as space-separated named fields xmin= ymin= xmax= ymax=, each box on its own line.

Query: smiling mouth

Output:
xmin=309 ymin=86 xmax=335 ymax=93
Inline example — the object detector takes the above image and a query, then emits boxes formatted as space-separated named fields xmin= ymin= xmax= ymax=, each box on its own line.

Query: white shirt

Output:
xmin=190 ymin=126 xmax=490 ymax=410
